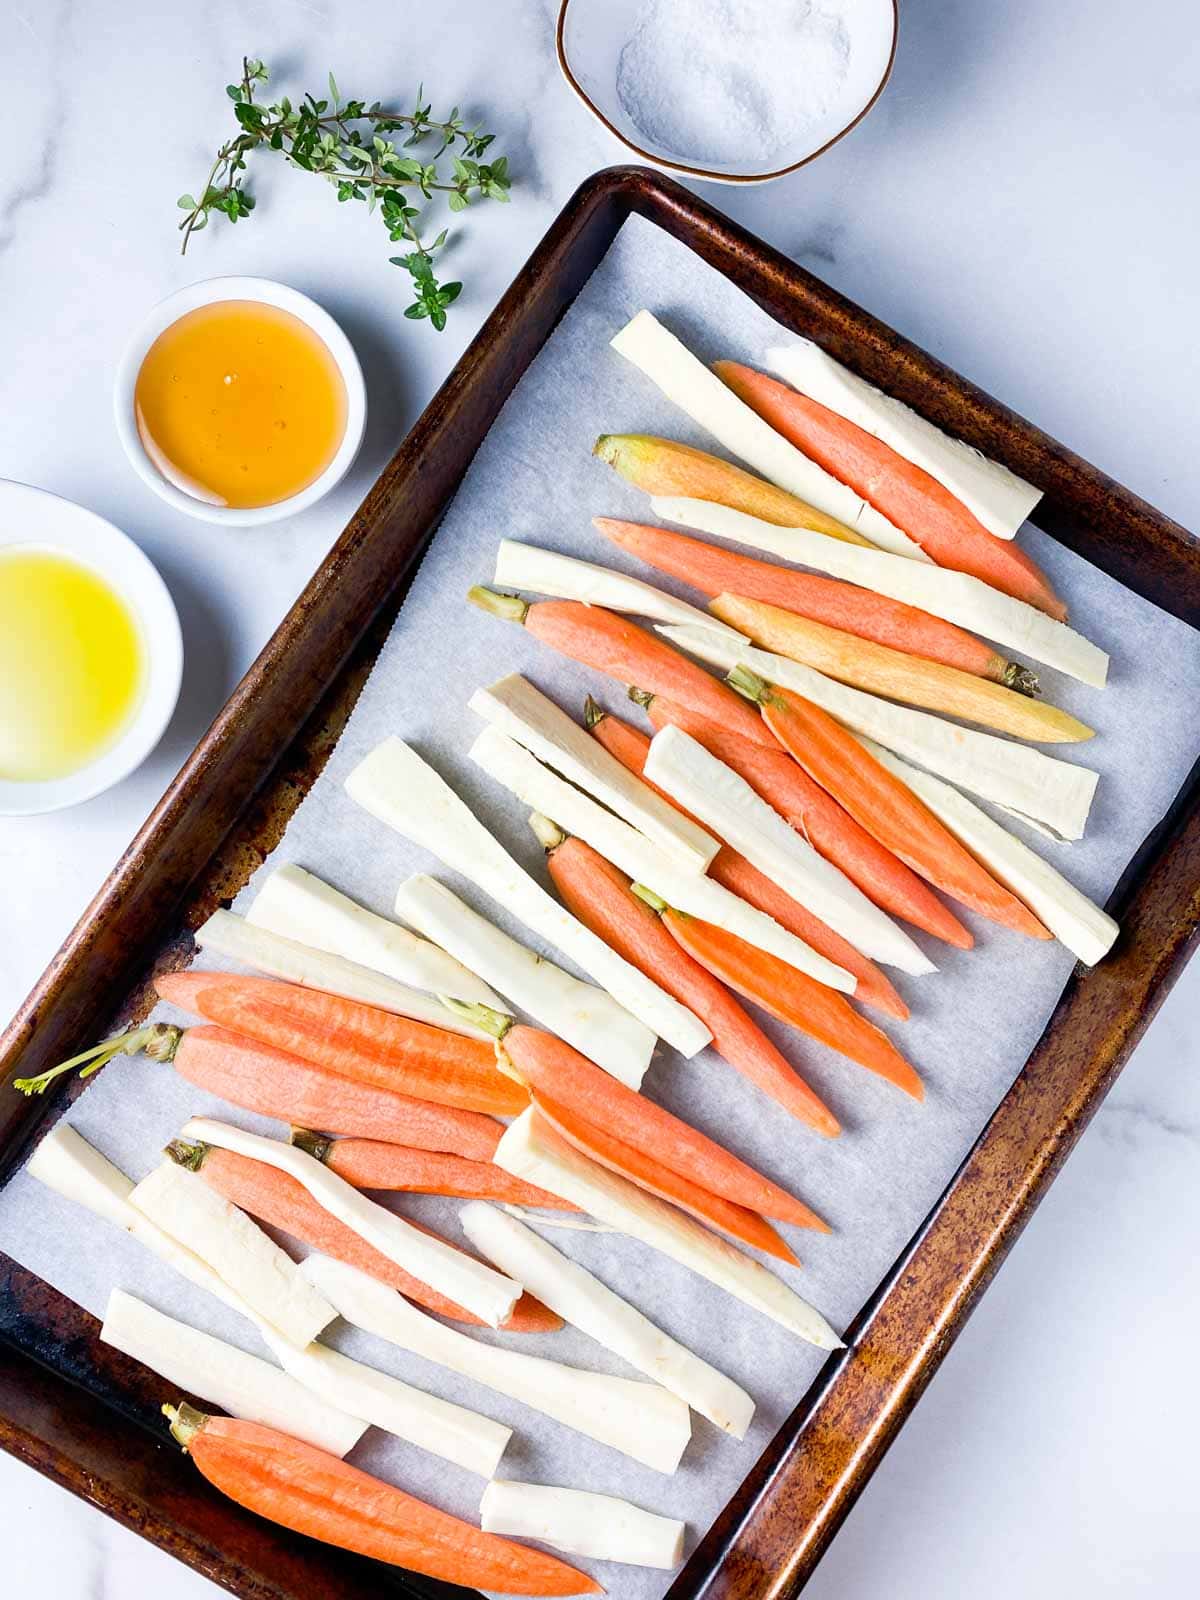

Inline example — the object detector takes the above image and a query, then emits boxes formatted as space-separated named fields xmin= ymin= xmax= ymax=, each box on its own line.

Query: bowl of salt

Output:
xmin=557 ymin=0 xmax=897 ymax=184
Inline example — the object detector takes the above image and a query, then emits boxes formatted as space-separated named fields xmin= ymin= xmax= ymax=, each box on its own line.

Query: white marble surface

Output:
xmin=1 ymin=0 xmax=1197 ymax=1595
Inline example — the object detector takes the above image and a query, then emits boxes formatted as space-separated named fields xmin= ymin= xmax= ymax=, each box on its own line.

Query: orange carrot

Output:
xmin=588 ymin=703 xmax=908 ymax=1020
xmin=156 ymin=971 xmax=528 ymax=1117
xmin=593 ymin=515 xmax=1027 ymax=687
xmin=291 ymin=1133 xmax=576 ymax=1211
xmin=191 ymin=1142 xmax=560 ymax=1333
xmin=166 ymin=1410 xmax=598 ymax=1594
xmin=731 ymin=668 xmax=1052 ymax=939
xmin=662 ymin=911 xmax=924 ymax=1100
xmin=542 ymin=821 xmax=839 ymax=1138
xmin=638 ymin=691 xmax=973 ymax=948
xmin=532 ymin=1088 xmax=812 ymax=1259
xmin=715 ymin=362 xmax=1066 ymax=620
xmin=173 ymin=1027 xmax=503 ymax=1161
xmin=594 ymin=432 xmax=874 ymax=545
xmin=501 ymin=1023 xmax=814 ymax=1226
xmin=467 ymin=588 xmax=775 ymax=747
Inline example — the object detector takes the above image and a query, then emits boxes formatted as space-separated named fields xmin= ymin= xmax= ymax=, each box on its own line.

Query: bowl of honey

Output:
xmin=0 ymin=479 xmax=183 ymax=816
xmin=115 ymin=278 xmax=366 ymax=526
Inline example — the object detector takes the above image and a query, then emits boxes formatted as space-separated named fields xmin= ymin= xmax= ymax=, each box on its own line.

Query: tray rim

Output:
xmin=2 ymin=164 xmax=1198 ymax=1600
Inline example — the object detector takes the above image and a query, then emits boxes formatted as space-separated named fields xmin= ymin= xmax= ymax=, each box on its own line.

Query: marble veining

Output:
xmin=1 ymin=1 xmax=1198 ymax=1596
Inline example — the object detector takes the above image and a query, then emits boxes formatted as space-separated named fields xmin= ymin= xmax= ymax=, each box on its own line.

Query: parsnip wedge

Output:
xmin=651 ymin=496 xmax=1108 ymax=688
xmin=261 ymin=1329 xmax=511 ymax=1478
xmin=659 ymin=624 xmax=1099 ymax=841
xmin=643 ymin=724 xmax=933 ymax=977
xmin=302 ymin=1253 xmax=693 ymax=1474
xmin=395 ymin=874 xmax=652 ymax=1089
xmin=195 ymin=909 xmax=496 ymax=1041
xmin=101 ymin=1289 xmax=365 ymax=1458
xmin=495 ymin=1111 xmax=842 ymax=1349
xmin=856 ymin=736 xmax=1118 ymax=965
xmin=479 ymin=1481 xmax=685 ymax=1569
xmin=470 ymin=726 xmax=855 ymax=993
xmin=471 ymin=672 xmax=719 ymax=872
xmin=178 ymin=1118 xmax=521 ymax=1330
xmin=610 ymin=310 xmax=926 ymax=561
xmin=246 ymin=863 xmax=503 ymax=1010
xmin=765 ymin=340 xmax=1042 ymax=541
xmin=460 ymin=1202 xmax=754 ymax=1438
xmin=345 ymin=736 xmax=710 ymax=1057
xmin=129 ymin=1161 xmax=336 ymax=1350
xmin=493 ymin=539 xmax=745 ymax=644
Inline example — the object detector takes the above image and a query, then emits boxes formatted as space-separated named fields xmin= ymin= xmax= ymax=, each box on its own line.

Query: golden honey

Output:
xmin=0 ymin=546 xmax=146 ymax=782
xmin=134 ymin=300 xmax=348 ymax=509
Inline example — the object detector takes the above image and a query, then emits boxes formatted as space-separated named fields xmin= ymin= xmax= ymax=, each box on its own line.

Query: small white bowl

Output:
xmin=557 ymin=0 xmax=897 ymax=185
xmin=114 ymin=276 xmax=367 ymax=527
xmin=0 ymin=480 xmax=183 ymax=817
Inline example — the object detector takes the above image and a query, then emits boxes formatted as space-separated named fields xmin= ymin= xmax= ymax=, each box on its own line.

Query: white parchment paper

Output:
xmin=2 ymin=214 xmax=1199 ymax=1597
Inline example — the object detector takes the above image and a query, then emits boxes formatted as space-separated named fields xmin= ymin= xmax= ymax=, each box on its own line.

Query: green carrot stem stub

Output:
xmin=289 ymin=1127 xmax=333 ymax=1163
xmin=528 ymin=812 xmax=566 ymax=852
xmin=13 ymin=1021 xmax=182 ymax=1097
xmin=467 ymin=586 xmax=528 ymax=624
xmin=163 ymin=1400 xmax=208 ymax=1451
xmin=582 ymin=695 xmax=607 ymax=729
xmin=630 ymin=882 xmax=669 ymax=914
xmin=439 ymin=996 xmax=513 ymax=1040
xmin=165 ymin=1138 xmax=209 ymax=1172
xmin=726 ymin=664 xmax=769 ymax=704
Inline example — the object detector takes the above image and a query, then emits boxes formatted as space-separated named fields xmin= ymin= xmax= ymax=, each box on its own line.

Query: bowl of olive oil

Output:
xmin=114 ymin=277 xmax=367 ymax=526
xmin=0 ymin=480 xmax=183 ymax=815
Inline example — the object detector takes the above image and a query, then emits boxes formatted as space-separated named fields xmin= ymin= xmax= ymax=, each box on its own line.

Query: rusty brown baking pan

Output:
xmin=2 ymin=166 xmax=1199 ymax=1600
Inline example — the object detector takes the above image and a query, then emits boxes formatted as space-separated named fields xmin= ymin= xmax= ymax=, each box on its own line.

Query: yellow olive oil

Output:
xmin=0 ymin=546 xmax=146 ymax=782
xmin=134 ymin=299 xmax=348 ymax=509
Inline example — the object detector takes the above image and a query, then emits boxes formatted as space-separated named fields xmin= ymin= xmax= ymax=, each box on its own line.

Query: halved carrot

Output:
xmin=467 ymin=588 xmax=774 ymax=748
xmin=541 ymin=822 xmax=839 ymax=1138
xmin=714 ymin=362 xmax=1067 ymax=620
xmin=593 ymin=515 xmax=1028 ymax=688
xmin=289 ymin=1132 xmax=576 ymax=1211
xmin=173 ymin=1027 xmax=502 ymax=1161
xmin=593 ymin=432 xmax=874 ymax=546
xmin=661 ymin=910 xmax=924 ymax=1100
xmin=156 ymin=971 xmax=528 ymax=1118
xmin=587 ymin=703 xmax=909 ymax=1019
xmin=193 ymin=1143 xmax=560 ymax=1333
xmin=731 ymin=668 xmax=1052 ymax=939
xmin=500 ymin=1023 xmax=813 ymax=1226
xmin=533 ymin=1087 xmax=810 ymax=1259
xmin=712 ymin=593 xmax=1092 ymax=742
xmin=166 ymin=1409 xmax=597 ymax=1594
xmin=638 ymin=691 xmax=973 ymax=949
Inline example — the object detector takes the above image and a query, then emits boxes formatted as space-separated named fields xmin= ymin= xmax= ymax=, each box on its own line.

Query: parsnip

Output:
xmin=394 ymin=874 xmax=653 ymax=1089
xmin=302 ymin=1253 xmax=693 ymax=1474
xmin=345 ymin=736 xmax=711 ymax=1056
xmin=459 ymin=1202 xmax=754 ymax=1438
xmin=479 ymin=1481 xmax=686 ymax=1569
xmin=470 ymin=671 xmax=719 ymax=872
xmin=659 ymin=624 xmax=1099 ymax=840
xmin=610 ymin=310 xmax=927 ymax=560
xmin=470 ymin=726 xmax=855 ymax=993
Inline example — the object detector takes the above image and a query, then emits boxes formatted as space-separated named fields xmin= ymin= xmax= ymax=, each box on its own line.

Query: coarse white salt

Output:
xmin=616 ymin=0 xmax=853 ymax=168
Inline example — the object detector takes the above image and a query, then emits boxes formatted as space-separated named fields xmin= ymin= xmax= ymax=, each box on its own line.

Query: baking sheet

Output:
xmin=3 ymin=212 xmax=1200 ymax=1599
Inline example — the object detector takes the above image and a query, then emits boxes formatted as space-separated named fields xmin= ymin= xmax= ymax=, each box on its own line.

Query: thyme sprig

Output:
xmin=177 ymin=58 xmax=510 ymax=330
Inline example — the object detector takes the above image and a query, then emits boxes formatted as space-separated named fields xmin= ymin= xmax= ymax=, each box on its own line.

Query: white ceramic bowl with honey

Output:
xmin=114 ymin=277 xmax=367 ymax=527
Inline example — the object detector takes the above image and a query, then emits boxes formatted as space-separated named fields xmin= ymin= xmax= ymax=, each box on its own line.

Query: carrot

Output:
xmin=714 ymin=362 xmax=1067 ymax=620
xmin=174 ymin=1027 xmax=502 ymax=1161
xmin=189 ymin=1142 xmax=560 ymax=1333
xmin=587 ymin=703 xmax=908 ymax=1019
xmin=156 ymin=971 xmax=528 ymax=1118
xmin=289 ymin=1131 xmax=576 ymax=1211
xmin=500 ymin=1023 xmax=814 ymax=1227
xmin=165 ymin=1408 xmax=598 ymax=1594
xmin=533 ymin=1087 xmax=811 ymax=1259
xmin=540 ymin=818 xmax=840 ymax=1138
xmin=712 ymin=594 xmax=1092 ymax=743
xmin=659 ymin=909 xmax=924 ymax=1100
xmin=730 ymin=667 xmax=1052 ymax=939
xmin=467 ymin=588 xmax=774 ymax=748
xmin=637 ymin=691 xmax=973 ymax=948
xmin=593 ymin=515 xmax=1028 ymax=688
xmin=593 ymin=432 xmax=874 ymax=547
